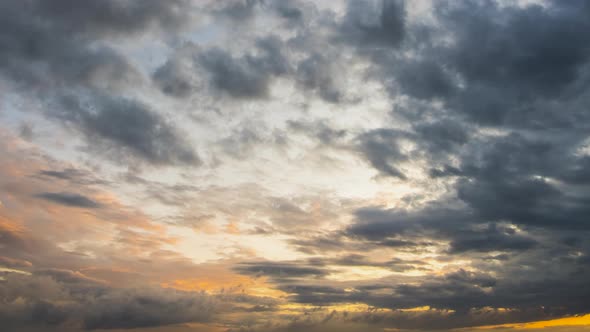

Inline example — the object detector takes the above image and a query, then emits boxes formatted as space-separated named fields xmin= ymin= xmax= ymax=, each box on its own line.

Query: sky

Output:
xmin=0 ymin=0 xmax=589 ymax=331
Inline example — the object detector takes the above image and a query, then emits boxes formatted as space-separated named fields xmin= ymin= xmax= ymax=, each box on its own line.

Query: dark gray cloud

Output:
xmin=213 ymin=0 xmax=313 ymax=26
xmin=197 ymin=36 xmax=290 ymax=99
xmin=234 ymin=261 xmax=328 ymax=282
xmin=36 ymin=168 xmax=108 ymax=186
xmin=35 ymin=192 xmax=101 ymax=209
xmin=35 ymin=0 xmax=190 ymax=36
xmin=55 ymin=93 xmax=199 ymax=166
xmin=0 ymin=0 xmax=189 ymax=89
xmin=413 ymin=119 xmax=469 ymax=154
xmin=353 ymin=0 xmax=590 ymax=129
xmin=213 ymin=0 xmax=260 ymax=22
xmin=38 ymin=170 xmax=81 ymax=181
xmin=350 ymin=0 xmax=590 ymax=197
xmin=0 ymin=0 xmax=197 ymax=167
xmin=155 ymin=34 xmax=319 ymax=103
xmin=345 ymin=0 xmax=590 ymax=294
xmin=395 ymin=59 xmax=456 ymax=100
xmin=244 ymin=264 xmax=590 ymax=329
xmin=295 ymin=53 xmax=342 ymax=103
xmin=379 ymin=269 xmax=590 ymax=316
xmin=346 ymin=205 xmax=539 ymax=255
xmin=347 ymin=204 xmax=542 ymax=255
xmin=427 ymin=132 xmax=590 ymax=230
xmin=457 ymin=176 xmax=590 ymax=230
xmin=274 ymin=193 xmax=589 ymax=322
xmin=356 ymin=129 xmax=408 ymax=179
xmin=448 ymin=224 xmax=538 ymax=253
xmin=152 ymin=59 xmax=196 ymax=98
xmin=438 ymin=0 xmax=590 ymax=126
xmin=158 ymin=10 xmax=352 ymax=103
xmin=0 ymin=271 xmax=215 ymax=332
xmin=82 ymin=288 xmax=214 ymax=330
xmin=273 ymin=0 xmax=306 ymax=24
xmin=338 ymin=0 xmax=406 ymax=48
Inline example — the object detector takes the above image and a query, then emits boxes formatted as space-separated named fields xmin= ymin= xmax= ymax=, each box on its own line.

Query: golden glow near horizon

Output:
xmin=470 ymin=313 xmax=590 ymax=330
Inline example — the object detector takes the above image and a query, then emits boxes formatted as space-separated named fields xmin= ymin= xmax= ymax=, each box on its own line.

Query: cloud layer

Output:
xmin=1 ymin=1 xmax=589 ymax=331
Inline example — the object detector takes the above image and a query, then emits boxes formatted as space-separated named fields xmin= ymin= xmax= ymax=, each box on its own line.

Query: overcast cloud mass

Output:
xmin=1 ymin=1 xmax=590 ymax=331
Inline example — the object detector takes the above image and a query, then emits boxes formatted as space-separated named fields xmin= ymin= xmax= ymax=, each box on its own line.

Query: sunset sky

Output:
xmin=1 ymin=0 xmax=590 ymax=331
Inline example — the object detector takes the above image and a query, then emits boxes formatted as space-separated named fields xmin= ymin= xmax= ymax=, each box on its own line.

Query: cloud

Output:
xmin=196 ymin=36 xmax=289 ymax=99
xmin=2 ymin=1 xmax=590 ymax=331
xmin=0 ymin=0 xmax=185 ymax=89
xmin=0 ymin=256 xmax=32 ymax=269
xmin=345 ymin=203 xmax=542 ymax=255
xmin=295 ymin=53 xmax=342 ymax=103
xmin=0 ymin=271 xmax=216 ymax=331
xmin=212 ymin=0 xmax=260 ymax=22
xmin=18 ymin=123 xmax=34 ymax=141
xmin=0 ymin=217 xmax=36 ymax=255
xmin=0 ymin=0 xmax=197 ymax=167
xmin=438 ymin=0 xmax=590 ymax=124
xmin=447 ymin=224 xmax=538 ymax=253
xmin=356 ymin=129 xmax=409 ymax=179
xmin=152 ymin=58 xmax=197 ymax=98
xmin=36 ymin=168 xmax=108 ymax=186
xmin=337 ymin=0 xmax=407 ymax=48
xmin=38 ymin=169 xmax=83 ymax=181
xmin=287 ymin=120 xmax=348 ymax=146
xmin=82 ymin=287 xmax=215 ymax=330
xmin=234 ymin=261 xmax=328 ymax=281
xmin=34 ymin=192 xmax=101 ymax=209
xmin=55 ymin=93 xmax=199 ymax=166
xmin=395 ymin=59 xmax=456 ymax=100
